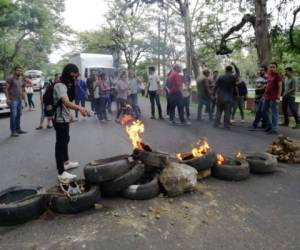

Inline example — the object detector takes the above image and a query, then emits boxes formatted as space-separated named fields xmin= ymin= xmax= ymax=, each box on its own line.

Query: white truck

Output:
xmin=69 ymin=53 xmax=114 ymax=79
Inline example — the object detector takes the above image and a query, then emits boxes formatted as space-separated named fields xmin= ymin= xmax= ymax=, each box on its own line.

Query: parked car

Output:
xmin=0 ymin=80 xmax=10 ymax=114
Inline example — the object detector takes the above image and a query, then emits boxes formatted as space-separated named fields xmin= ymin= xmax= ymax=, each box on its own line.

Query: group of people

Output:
xmin=249 ymin=63 xmax=300 ymax=133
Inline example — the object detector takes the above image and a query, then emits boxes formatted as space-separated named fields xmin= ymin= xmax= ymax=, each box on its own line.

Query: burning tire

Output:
xmin=121 ymin=173 xmax=161 ymax=200
xmin=84 ymin=155 xmax=133 ymax=184
xmin=246 ymin=152 xmax=278 ymax=174
xmin=180 ymin=152 xmax=216 ymax=171
xmin=0 ymin=186 xmax=47 ymax=226
xmin=132 ymin=149 xmax=167 ymax=170
xmin=48 ymin=182 xmax=101 ymax=214
xmin=211 ymin=159 xmax=250 ymax=181
xmin=101 ymin=163 xmax=145 ymax=196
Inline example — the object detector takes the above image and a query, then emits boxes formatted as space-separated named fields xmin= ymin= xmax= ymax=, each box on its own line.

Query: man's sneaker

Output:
xmin=58 ymin=171 xmax=77 ymax=184
xmin=17 ymin=130 xmax=27 ymax=134
xmin=150 ymin=116 xmax=155 ymax=119
xmin=11 ymin=132 xmax=19 ymax=137
xmin=279 ymin=123 xmax=288 ymax=126
xmin=265 ymin=127 xmax=272 ymax=132
xmin=180 ymin=121 xmax=191 ymax=126
xmin=248 ymin=125 xmax=257 ymax=131
xmin=64 ymin=161 xmax=80 ymax=171
xmin=36 ymin=126 xmax=43 ymax=130
xmin=268 ymin=130 xmax=278 ymax=135
xmin=241 ymin=119 xmax=245 ymax=123
xmin=230 ymin=119 xmax=235 ymax=123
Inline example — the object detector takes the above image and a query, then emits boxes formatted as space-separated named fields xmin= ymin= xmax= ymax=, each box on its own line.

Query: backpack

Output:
xmin=43 ymin=83 xmax=61 ymax=117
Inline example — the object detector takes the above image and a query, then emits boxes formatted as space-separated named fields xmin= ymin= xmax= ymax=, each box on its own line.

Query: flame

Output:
xmin=176 ymin=138 xmax=210 ymax=160
xmin=236 ymin=152 xmax=241 ymax=158
xmin=176 ymin=153 xmax=183 ymax=161
xmin=191 ymin=139 xmax=210 ymax=158
xmin=216 ymin=154 xmax=225 ymax=166
xmin=120 ymin=114 xmax=133 ymax=125
xmin=125 ymin=119 xmax=145 ymax=150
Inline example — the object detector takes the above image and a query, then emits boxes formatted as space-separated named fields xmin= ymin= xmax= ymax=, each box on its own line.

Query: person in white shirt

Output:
xmin=147 ymin=66 xmax=163 ymax=119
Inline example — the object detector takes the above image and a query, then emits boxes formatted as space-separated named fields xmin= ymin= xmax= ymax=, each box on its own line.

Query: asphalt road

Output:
xmin=0 ymin=94 xmax=299 ymax=250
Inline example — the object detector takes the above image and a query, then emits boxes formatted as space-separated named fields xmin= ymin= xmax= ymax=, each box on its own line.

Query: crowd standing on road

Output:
xmin=3 ymin=59 xmax=300 ymax=183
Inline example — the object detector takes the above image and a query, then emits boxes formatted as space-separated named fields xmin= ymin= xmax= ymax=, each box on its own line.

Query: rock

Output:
xmin=159 ymin=162 xmax=198 ymax=197
xmin=141 ymin=213 xmax=147 ymax=217
xmin=168 ymin=198 xmax=174 ymax=204
xmin=148 ymin=207 xmax=154 ymax=212
xmin=94 ymin=204 xmax=103 ymax=210
xmin=155 ymin=214 xmax=161 ymax=220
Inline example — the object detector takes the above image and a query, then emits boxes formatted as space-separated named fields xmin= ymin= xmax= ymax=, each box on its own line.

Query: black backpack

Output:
xmin=43 ymin=83 xmax=61 ymax=117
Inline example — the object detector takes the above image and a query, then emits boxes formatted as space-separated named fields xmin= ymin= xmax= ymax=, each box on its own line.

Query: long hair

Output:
xmin=60 ymin=63 xmax=79 ymax=101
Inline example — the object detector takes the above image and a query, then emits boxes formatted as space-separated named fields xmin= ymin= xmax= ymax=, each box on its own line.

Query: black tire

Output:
xmin=48 ymin=183 xmax=101 ymax=214
xmin=180 ymin=152 xmax=216 ymax=171
xmin=101 ymin=163 xmax=145 ymax=196
xmin=121 ymin=174 xmax=161 ymax=200
xmin=132 ymin=150 xmax=167 ymax=169
xmin=211 ymin=159 xmax=250 ymax=181
xmin=0 ymin=186 xmax=47 ymax=226
xmin=246 ymin=152 xmax=278 ymax=174
xmin=84 ymin=155 xmax=133 ymax=184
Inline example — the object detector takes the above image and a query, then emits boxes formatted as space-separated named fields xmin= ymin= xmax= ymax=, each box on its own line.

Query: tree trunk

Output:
xmin=157 ymin=17 xmax=161 ymax=77
xmin=182 ymin=1 xmax=192 ymax=79
xmin=254 ymin=0 xmax=271 ymax=66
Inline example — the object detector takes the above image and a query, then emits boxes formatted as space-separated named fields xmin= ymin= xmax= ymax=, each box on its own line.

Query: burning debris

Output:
xmin=268 ymin=135 xmax=300 ymax=163
xmin=176 ymin=138 xmax=210 ymax=161
xmin=216 ymin=154 xmax=225 ymax=166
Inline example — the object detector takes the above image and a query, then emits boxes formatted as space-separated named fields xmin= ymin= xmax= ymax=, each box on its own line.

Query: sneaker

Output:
xmin=17 ymin=129 xmax=27 ymax=134
xmin=180 ymin=121 xmax=191 ymax=126
xmin=248 ymin=126 xmax=257 ymax=131
xmin=58 ymin=171 xmax=77 ymax=184
xmin=230 ymin=119 xmax=235 ymax=123
xmin=279 ymin=123 xmax=288 ymax=127
xmin=268 ymin=130 xmax=278 ymax=135
xmin=47 ymin=125 xmax=53 ymax=129
xmin=106 ymin=118 xmax=112 ymax=121
xmin=36 ymin=126 xmax=43 ymax=130
xmin=64 ymin=161 xmax=79 ymax=171
xmin=171 ymin=121 xmax=177 ymax=126
xmin=11 ymin=132 xmax=19 ymax=137
xmin=150 ymin=116 xmax=155 ymax=119
xmin=241 ymin=119 xmax=245 ymax=123
xmin=265 ymin=127 xmax=272 ymax=132
xmin=159 ymin=116 xmax=164 ymax=120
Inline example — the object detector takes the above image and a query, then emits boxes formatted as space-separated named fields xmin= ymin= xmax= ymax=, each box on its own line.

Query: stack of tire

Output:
xmin=210 ymin=152 xmax=278 ymax=182
xmin=84 ymin=155 xmax=161 ymax=200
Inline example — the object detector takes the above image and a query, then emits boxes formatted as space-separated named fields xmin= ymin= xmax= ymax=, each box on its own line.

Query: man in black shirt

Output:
xmin=213 ymin=65 xmax=237 ymax=129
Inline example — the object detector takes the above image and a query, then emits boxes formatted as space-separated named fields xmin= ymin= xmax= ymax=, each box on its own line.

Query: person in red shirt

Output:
xmin=262 ymin=62 xmax=282 ymax=134
xmin=166 ymin=64 xmax=190 ymax=126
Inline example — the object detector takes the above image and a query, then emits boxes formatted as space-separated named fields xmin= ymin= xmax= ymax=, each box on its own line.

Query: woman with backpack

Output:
xmin=53 ymin=64 xmax=88 ymax=183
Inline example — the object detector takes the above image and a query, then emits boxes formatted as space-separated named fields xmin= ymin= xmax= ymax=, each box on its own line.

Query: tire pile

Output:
xmin=0 ymin=150 xmax=278 ymax=227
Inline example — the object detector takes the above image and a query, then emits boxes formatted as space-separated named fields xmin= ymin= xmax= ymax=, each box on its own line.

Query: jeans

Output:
xmin=262 ymin=100 xmax=279 ymax=132
xmin=27 ymin=93 xmax=35 ymax=108
xmin=116 ymin=98 xmax=127 ymax=119
xmin=91 ymin=98 xmax=96 ymax=112
xmin=252 ymin=100 xmax=266 ymax=128
xmin=169 ymin=92 xmax=185 ymax=123
xmin=75 ymin=99 xmax=85 ymax=118
xmin=282 ymin=95 xmax=300 ymax=125
xmin=148 ymin=91 xmax=162 ymax=118
xmin=128 ymin=93 xmax=141 ymax=119
xmin=198 ymin=98 xmax=212 ymax=120
xmin=231 ymin=96 xmax=245 ymax=120
xmin=214 ymin=100 xmax=231 ymax=128
xmin=183 ymin=96 xmax=190 ymax=119
xmin=99 ymin=97 xmax=108 ymax=120
xmin=107 ymin=93 xmax=113 ymax=114
xmin=10 ymin=99 xmax=22 ymax=133
xmin=54 ymin=122 xmax=70 ymax=175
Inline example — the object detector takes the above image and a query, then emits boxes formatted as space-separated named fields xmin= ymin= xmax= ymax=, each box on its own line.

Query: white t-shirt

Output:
xmin=148 ymin=74 xmax=159 ymax=91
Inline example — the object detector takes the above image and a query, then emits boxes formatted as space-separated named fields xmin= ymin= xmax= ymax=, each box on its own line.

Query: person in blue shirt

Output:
xmin=74 ymin=74 xmax=87 ymax=119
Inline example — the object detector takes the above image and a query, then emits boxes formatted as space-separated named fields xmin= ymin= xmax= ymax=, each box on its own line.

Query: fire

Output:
xmin=191 ymin=139 xmax=210 ymax=158
xmin=176 ymin=153 xmax=183 ymax=161
xmin=120 ymin=114 xmax=133 ymax=125
xmin=176 ymin=138 xmax=210 ymax=160
xmin=125 ymin=119 xmax=145 ymax=150
xmin=216 ymin=154 xmax=225 ymax=166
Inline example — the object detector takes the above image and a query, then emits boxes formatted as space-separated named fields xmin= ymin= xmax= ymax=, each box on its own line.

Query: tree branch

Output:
xmin=216 ymin=14 xmax=255 ymax=55
xmin=289 ymin=6 xmax=300 ymax=52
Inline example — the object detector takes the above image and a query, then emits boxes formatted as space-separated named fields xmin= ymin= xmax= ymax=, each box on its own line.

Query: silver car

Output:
xmin=0 ymin=80 xmax=10 ymax=114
